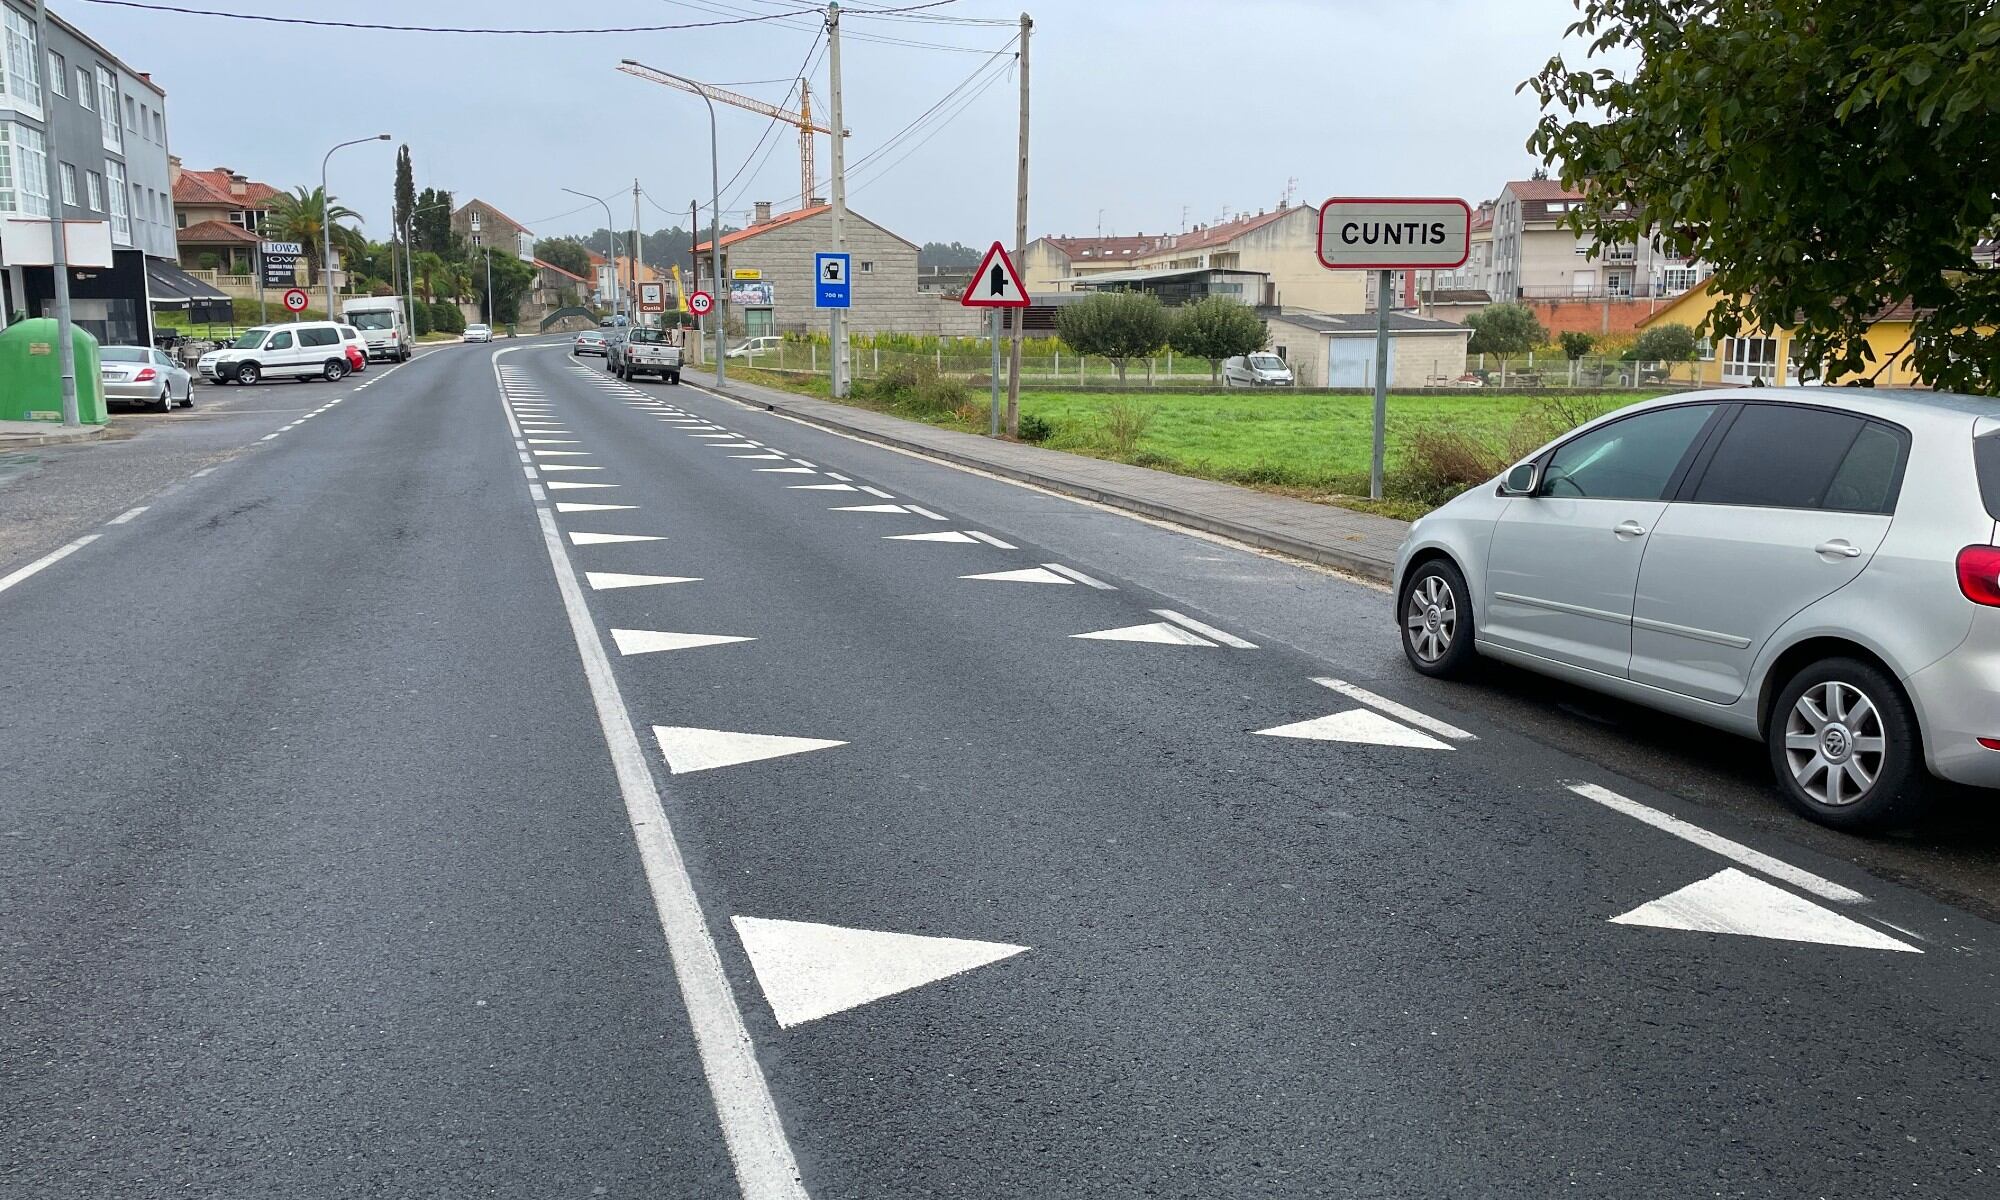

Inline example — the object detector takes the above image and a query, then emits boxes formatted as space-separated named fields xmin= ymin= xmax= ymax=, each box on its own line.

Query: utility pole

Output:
xmin=827 ymin=0 xmax=849 ymax=398
xmin=1004 ymin=12 xmax=1031 ymax=437
xmin=691 ymin=199 xmax=701 ymax=359
xmin=632 ymin=178 xmax=642 ymax=327
xmin=34 ymin=0 xmax=79 ymax=426
xmin=484 ymin=247 xmax=493 ymax=324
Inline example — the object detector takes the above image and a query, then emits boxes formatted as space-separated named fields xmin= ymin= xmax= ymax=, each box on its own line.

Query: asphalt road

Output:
xmin=5 ymin=336 xmax=1996 ymax=1198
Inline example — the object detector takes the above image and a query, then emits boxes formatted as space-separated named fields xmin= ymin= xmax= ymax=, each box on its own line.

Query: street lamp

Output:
xmin=561 ymin=187 xmax=622 ymax=321
xmin=620 ymin=59 xmax=724 ymax=384
xmin=321 ymin=133 xmax=391 ymax=318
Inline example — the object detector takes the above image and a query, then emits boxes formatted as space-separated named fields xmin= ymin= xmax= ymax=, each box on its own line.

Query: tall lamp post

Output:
xmin=619 ymin=60 xmax=724 ymax=384
xmin=321 ymin=133 xmax=391 ymax=318
xmin=561 ymin=188 xmax=622 ymax=321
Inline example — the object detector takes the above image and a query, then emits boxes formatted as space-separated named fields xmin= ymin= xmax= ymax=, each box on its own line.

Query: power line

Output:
xmin=846 ymin=55 xmax=1013 ymax=198
xmin=656 ymin=0 xmax=1005 ymax=51
xmin=77 ymin=0 xmax=953 ymax=33
xmin=837 ymin=35 xmax=1017 ymax=181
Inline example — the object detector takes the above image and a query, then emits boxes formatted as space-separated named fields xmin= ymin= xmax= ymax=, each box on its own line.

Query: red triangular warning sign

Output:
xmin=960 ymin=241 xmax=1031 ymax=308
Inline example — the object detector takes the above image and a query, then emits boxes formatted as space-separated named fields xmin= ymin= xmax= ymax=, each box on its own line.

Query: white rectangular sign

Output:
xmin=1316 ymin=197 xmax=1471 ymax=269
xmin=0 ymin=218 xmax=115 ymax=268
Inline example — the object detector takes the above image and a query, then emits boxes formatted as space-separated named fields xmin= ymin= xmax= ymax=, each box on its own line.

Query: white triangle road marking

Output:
xmin=584 ymin=572 xmax=699 ymax=590
xmin=757 ymin=467 xmax=818 ymax=474
xmin=534 ymin=450 xmax=592 ymax=457
xmin=789 ymin=483 xmax=857 ymax=491
xmin=555 ymin=502 xmax=636 ymax=513
xmin=538 ymin=464 xmax=605 ymax=472
xmin=651 ymin=725 xmax=844 ymax=775
xmin=546 ymin=481 xmax=617 ymax=491
xmin=569 ymin=532 xmax=665 ymax=545
xmin=960 ymin=567 xmax=1072 ymax=585
xmin=1254 ymin=708 xmax=1452 ymax=749
xmin=832 ymin=503 xmax=909 ymax=514
xmin=1072 ymin=621 xmax=1216 ymax=646
xmin=732 ymin=915 xmax=1028 ymax=1028
xmin=885 ymin=531 xmax=979 ymax=543
xmin=732 ymin=454 xmax=787 ymax=460
xmin=706 ymin=442 xmax=761 ymax=449
xmin=1611 ymin=868 xmax=1919 ymax=952
xmin=610 ymin=629 xmax=754 ymax=655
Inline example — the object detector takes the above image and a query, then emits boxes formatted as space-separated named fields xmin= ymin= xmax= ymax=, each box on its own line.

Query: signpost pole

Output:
xmin=258 ymin=244 xmax=267 ymax=324
xmin=989 ymin=309 xmax=1002 ymax=437
xmin=1371 ymin=270 xmax=1391 ymax=501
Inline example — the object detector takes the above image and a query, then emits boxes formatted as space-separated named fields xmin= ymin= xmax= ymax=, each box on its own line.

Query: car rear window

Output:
xmin=1690 ymin=403 xmax=1863 ymax=509
xmin=1976 ymin=433 xmax=2000 ymax=520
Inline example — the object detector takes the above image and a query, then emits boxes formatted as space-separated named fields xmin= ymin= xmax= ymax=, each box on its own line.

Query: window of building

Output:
xmin=125 ymin=95 xmax=137 ymax=131
xmin=1 ymin=6 xmax=40 ymax=114
xmin=96 ymin=66 xmax=119 ymax=150
xmin=105 ymin=158 xmax=128 ymax=242
xmin=150 ymin=108 xmax=163 ymax=144
xmin=84 ymin=168 xmax=101 ymax=210
xmin=470 ymin=210 xmax=480 ymax=231
xmin=471 ymin=233 xmax=481 ymax=247
xmin=176 ymin=208 xmax=186 ymax=228
xmin=860 ymin=260 xmax=873 ymax=274
xmin=1721 ymin=335 xmax=1779 ymax=380
xmin=46 ymin=50 xmax=62 ymax=96
xmin=75 ymin=65 xmax=88 ymax=108
xmin=0 ymin=121 xmax=48 ymax=215
xmin=58 ymin=159 xmax=73 ymax=205
xmin=1661 ymin=266 xmax=1700 ymax=294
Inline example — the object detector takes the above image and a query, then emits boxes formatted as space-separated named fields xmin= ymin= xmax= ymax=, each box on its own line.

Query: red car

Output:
xmin=344 ymin=342 xmax=366 ymax=373
xmin=340 ymin=325 xmax=368 ymax=374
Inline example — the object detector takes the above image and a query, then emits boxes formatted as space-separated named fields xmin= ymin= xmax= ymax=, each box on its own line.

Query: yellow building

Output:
xmin=1641 ymin=281 xmax=1932 ymax=388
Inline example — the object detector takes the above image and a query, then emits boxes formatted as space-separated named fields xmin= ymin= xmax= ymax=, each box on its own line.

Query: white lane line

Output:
xmin=790 ymin=459 xmax=815 ymax=468
xmin=1565 ymin=781 xmax=1868 ymax=905
xmin=518 ymin=452 xmax=533 ymax=464
xmin=825 ymin=472 xmax=850 ymax=482
xmin=1312 ymin=677 xmax=1474 ymax=741
xmin=904 ymin=504 xmax=947 ymax=522
xmin=859 ymin=486 xmax=895 ymax=499
xmin=1154 ymin=609 xmax=1258 ymax=649
xmin=523 ymin=466 xmax=538 ymax=479
xmin=107 ymin=506 xmax=149 ymax=525
xmin=965 ymin=530 xmax=1015 ymax=549
xmin=1042 ymin=562 xmax=1116 ymax=590
xmin=494 ymin=347 xmax=808 ymax=1200
xmin=260 ymin=433 xmax=279 ymax=441
xmin=0 ymin=533 xmax=100 ymax=595
xmin=192 ymin=467 xmax=215 ymax=477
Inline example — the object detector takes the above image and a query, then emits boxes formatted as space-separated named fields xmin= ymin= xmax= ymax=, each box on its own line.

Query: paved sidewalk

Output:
xmin=683 ymin=368 xmax=1410 ymax=582
xmin=0 ymin=419 xmax=108 ymax=447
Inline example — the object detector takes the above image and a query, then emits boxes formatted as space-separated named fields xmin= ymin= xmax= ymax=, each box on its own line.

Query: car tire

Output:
xmin=324 ymin=359 xmax=349 ymax=382
xmin=1398 ymin=557 xmax=1477 ymax=678
xmin=181 ymin=384 xmax=195 ymax=408
xmin=236 ymin=362 xmax=260 ymax=385
xmin=667 ymin=372 xmax=679 ymax=385
xmin=150 ymin=385 xmax=172 ymax=413
xmin=1768 ymin=657 xmax=1931 ymax=831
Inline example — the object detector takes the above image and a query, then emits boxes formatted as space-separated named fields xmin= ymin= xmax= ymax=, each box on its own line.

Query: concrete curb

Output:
xmin=0 ymin=424 xmax=110 ymax=448
xmin=689 ymin=374 xmax=1400 ymax=584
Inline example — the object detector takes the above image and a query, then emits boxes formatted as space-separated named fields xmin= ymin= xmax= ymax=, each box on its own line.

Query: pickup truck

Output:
xmin=610 ymin=327 xmax=682 ymax=384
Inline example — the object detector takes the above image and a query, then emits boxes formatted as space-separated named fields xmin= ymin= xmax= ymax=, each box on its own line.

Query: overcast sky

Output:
xmin=83 ymin=0 xmax=1595 ymax=245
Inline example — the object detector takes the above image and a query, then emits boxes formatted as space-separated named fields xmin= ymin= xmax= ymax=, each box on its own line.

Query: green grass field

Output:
xmin=731 ymin=369 xmax=1663 ymax=520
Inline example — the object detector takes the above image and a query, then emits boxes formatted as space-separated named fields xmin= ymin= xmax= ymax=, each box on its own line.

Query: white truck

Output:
xmin=339 ymin=297 xmax=412 ymax=362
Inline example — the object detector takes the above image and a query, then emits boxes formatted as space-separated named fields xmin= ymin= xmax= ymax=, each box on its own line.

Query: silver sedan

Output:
xmin=102 ymin=346 xmax=194 ymax=412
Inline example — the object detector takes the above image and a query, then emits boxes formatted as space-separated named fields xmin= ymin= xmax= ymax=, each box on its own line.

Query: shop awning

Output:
xmin=147 ymin=257 xmax=233 ymax=322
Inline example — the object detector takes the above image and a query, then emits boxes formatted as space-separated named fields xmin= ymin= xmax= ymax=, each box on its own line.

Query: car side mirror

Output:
xmin=1501 ymin=462 xmax=1541 ymax=496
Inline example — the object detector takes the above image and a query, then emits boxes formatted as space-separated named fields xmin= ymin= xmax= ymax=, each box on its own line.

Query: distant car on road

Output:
xmin=1396 ymin=387 xmax=2000 ymax=832
xmin=464 ymin=323 xmax=493 ymax=343
xmin=599 ymin=314 xmax=629 ymax=328
xmin=574 ymin=330 xmax=609 ymax=357
xmin=1222 ymin=352 xmax=1295 ymax=387
xmin=725 ymin=335 xmax=782 ymax=360
xmin=101 ymin=346 xmax=193 ymax=412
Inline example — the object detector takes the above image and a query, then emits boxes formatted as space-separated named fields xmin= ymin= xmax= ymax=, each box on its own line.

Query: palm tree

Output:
xmin=412 ymin=251 xmax=444 ymax=302
xmin=268 ymin=185 xmax=362 ymax=285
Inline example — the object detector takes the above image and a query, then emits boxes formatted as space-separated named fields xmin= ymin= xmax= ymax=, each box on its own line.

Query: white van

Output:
xmin=197 ymin=322 xmax=357 ymax=385
xmin=1222 ymin=352 xmax=1296 ymax=387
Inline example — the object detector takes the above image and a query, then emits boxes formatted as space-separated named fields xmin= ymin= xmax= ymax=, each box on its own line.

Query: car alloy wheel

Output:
xmin=1783 ymin=680 xmax=1887 ymax=808
xmin=151 ymin=386 xmax=172 ymax=413
xmin=1405 ymin=573 xmax=1457 ymax=665
xmin=236 ymin=363 xmax=260 ymax=385
xmin=325 ymin=360 xmax=349 ymax=382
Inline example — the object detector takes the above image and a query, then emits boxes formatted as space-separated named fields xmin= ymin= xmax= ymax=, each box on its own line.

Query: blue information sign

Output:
xmin=814 ymin=252 xmax=851 ymax=309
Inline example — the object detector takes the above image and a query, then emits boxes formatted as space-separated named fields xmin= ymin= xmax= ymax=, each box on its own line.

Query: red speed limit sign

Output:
xmin=687 ymin=290 xmax=714 ymax=317
xmin=282 ymin=288 xmax=309 ymax=313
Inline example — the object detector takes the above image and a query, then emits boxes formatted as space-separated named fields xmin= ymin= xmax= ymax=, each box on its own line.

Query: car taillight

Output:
xmin=134 ymin=367 xmax=156 ymax=382
xmin=1956 ymin=545 xmax=2000 ymax=606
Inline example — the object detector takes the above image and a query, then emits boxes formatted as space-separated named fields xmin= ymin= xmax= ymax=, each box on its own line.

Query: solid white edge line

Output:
xmin=1565 ymin=781 xmax=1868 ymax=905
xmin=1312 ymin=677 xmax=1474 ymax=740
xmin=858 ymin=485 xmax=894 ymax=499
xmin=0 ymin=533 xmax=100 ymax=595
xmin=191 ymin=467 xmax=215 ymax=477
xmin=1042 ymin=562 xmax=1115 ymax=590
xmin=965 ymin=530 xmax=1016 ymax=549
xmin=107 ymin=506 xmax=149 ymax=525
xmin=904 ymin=504 xmax=947 ymax=522
xmin=1152 ymin=609 xmax=1258 ymax=649
xmin=495 ymin=346 xmax=806 ymax=1199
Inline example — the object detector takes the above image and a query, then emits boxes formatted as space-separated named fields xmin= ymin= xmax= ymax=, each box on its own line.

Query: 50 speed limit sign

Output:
xmin=282 ymin=288 xmax=309 ymax=313
xmin=687 ymin=290 xmax=714 ymax=317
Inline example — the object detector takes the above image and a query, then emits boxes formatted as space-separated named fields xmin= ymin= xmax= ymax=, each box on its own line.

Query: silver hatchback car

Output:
xmin=1395 ymin=388 xmax=2000 ymax=831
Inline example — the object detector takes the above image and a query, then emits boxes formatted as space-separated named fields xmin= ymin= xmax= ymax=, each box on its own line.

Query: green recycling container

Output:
xmin=0 ymin=319 xmax=105 ymax=423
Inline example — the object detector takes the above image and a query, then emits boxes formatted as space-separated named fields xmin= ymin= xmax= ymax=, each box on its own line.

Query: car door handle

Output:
xmin=1614 ymin=520 xmax=1648 ymax=538
xmin=1815 ymin=540 xmax=1863 ymax=559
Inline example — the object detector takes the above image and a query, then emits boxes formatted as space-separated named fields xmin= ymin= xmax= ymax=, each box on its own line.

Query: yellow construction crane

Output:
xmin=617 ymin=62 xmax=833 ymax=212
